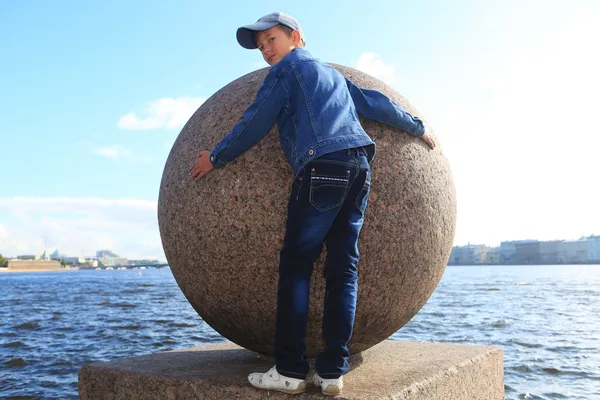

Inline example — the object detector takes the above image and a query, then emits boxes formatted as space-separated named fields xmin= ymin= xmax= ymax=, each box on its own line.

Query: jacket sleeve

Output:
xmin=345 ymin=78 xmax=425 ymax=137
xmin=210 ymin=71 xmax=285 ymax=168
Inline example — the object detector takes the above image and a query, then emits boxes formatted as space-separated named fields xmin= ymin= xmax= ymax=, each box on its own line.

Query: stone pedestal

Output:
xmin=79 ymin=340 xmax=504 ymax=399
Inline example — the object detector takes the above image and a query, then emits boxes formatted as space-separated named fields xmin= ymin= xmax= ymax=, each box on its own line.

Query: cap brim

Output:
xmin=236 ymin=21 xmax=278 ymax=49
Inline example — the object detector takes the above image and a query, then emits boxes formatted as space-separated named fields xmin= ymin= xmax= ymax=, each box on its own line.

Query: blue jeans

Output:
xmin=275 ymin=147 xmax=371 ymax=379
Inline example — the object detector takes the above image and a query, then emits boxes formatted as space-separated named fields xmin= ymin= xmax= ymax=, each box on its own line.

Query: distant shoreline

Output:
xmin=0 ymin=268 xmax=78 ymax=273
xmin=1 ymin=264 xmax=596 ymax=274
xmin=447 ymin=262 xmax=600 ymax=266
xmin=0 ymin=266 xmax=169 ymax=273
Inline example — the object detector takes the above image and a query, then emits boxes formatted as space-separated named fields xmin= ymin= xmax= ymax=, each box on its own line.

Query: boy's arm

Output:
xmin=190 ymin=71 xmax=285 ymax=181
xmin=345 ymin=78 xmax=425 ymax=137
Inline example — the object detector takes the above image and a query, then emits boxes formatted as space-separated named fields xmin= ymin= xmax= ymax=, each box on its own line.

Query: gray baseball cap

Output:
xmin=236 ymin=12 xmax=304 ymax=49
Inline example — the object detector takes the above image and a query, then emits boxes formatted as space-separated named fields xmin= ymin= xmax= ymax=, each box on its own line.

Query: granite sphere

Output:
xmin=158 ymin=64 xmax=456 ymax=356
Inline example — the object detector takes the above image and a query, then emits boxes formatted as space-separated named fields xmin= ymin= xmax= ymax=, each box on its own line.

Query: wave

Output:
xmin=540 ymin=367 xmax=595 ymax=378
xmin=490 ymin=319 xmax=509 ymax=328
xmin=122 ymin=289 xmax=146 ymax=294
xmin=2 ymin=341 xmax=25 ymax=348
xmin=509 ymin=339 xmax=544 ymax=348
xmin=95 ymin=301 xmax=137 ymax=308
xmin=167 ymin=323 xmax=197 ymax=328
xmin=115 ymin=325 xmax=143 ymax=330
xmin=118 ymin=303 xmax=138 ymax=308
xmin=14 ymin=321 xmax=40 ymax=330
xmin=518 ymin=392 xmax=545 ymax=399
xmin=514 ymin=364 xmax=534 ymax=372
xmin=5 ymin=358 xmax=28 ymax=367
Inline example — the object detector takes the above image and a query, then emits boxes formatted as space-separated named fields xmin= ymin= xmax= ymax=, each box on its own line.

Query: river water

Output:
xmin=1 ymin=265 xmax=599 ymax=399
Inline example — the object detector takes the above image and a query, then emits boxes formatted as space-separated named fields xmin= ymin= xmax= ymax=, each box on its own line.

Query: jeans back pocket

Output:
xmin=309 ymin=166 xmax=350 ymax=212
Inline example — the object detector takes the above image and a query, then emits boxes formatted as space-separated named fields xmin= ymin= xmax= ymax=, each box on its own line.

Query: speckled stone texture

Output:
xmin=78 ymin=341 xmax=504 ymax=399
xmin=158 ymin=64 xmax=456 ymax=356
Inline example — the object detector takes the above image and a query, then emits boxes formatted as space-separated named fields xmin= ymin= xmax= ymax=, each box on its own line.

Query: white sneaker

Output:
xmin=248 ymin=366 xmax=307 ymax=394
xmin=313 ymin=372 xmax=343 ymax=396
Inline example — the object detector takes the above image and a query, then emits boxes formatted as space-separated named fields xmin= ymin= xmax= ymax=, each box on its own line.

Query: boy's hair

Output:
xmin=255 ymin=24 xmax=306 ymax=48
xmin=277 ymin=24 xmax=306 ymax=47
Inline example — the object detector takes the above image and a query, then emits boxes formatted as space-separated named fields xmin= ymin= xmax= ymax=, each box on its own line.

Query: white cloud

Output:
xmin=355 ymin=52 xmax=398 ymax=85
xmin=118 ymin=96 xmax=206 ymax=130
xmin=0 ymin=197 xmax=164 ymax=260
xmin=93 ymin=145 xmax=130 ymax=159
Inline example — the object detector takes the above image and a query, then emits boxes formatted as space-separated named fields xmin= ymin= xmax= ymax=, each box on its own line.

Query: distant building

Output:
xmin=87 ymin=259 xmax=99 ymax=267
xmin=449 ymin=244 xmax=491 ymax=265
xmin=40 ymin=250 xmax=50 ymax=260
xmin=515 ymin=241 xmax=540 ymax=264
xmin=62 ymin=256 xmax=86 ymax=265
xmin=17 ymin=255 xmax=40 ymax=260
xmin=472 ymin=245 xmax=491 ymax=264
xmin=557 ymin=240 xmax=588 ymax=264
xmin=500 ymin=240 xmax=536 ymax=264
xmin=486 ymin=248 xmax=501 ymax=264
xmin=449 ymin=246 xmax=467 ymax=265
xmin=540 ymin=241 xmax=561 ymax=264
xmin=588 ymin=236 xmax=600 ymax=263
xmin=96 ymin=250 xmax=127 ymax=267
xmin=50 ymin=250 xmax=63 ymax=259
xmin=96 ymin=250 xmax=118 ymax=258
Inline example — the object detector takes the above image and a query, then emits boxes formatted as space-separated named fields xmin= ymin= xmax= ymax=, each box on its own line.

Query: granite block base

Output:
xmin=79 ymin=340 xmax=504 ymax=399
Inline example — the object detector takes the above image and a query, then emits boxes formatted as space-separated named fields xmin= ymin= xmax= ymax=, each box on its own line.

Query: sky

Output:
xmin=1 ymin=0 xmax=599 ymax=260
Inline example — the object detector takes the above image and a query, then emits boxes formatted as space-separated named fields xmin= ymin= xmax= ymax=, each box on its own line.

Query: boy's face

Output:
xmin=255 ymin=26 xmax=301 ymax=66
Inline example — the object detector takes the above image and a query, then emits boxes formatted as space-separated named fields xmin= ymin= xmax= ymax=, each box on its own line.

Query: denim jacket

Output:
xmin=210 ymin=48 xmax=424 ymax=175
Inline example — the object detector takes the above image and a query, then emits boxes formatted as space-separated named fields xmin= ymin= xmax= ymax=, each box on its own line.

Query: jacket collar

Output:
xmin=273 ymin=48 xmax=314 ymax=70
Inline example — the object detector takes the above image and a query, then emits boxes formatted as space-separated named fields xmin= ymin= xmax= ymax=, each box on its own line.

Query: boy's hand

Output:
xmin=421 ymin=133 xmax=436 ymax=150
xmin=190 ymin=151 xmax=214 ymax=181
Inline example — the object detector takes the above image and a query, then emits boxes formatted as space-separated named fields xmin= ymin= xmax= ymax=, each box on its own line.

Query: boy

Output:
xmin=190 ymin=12 xmax=435 ymax=396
